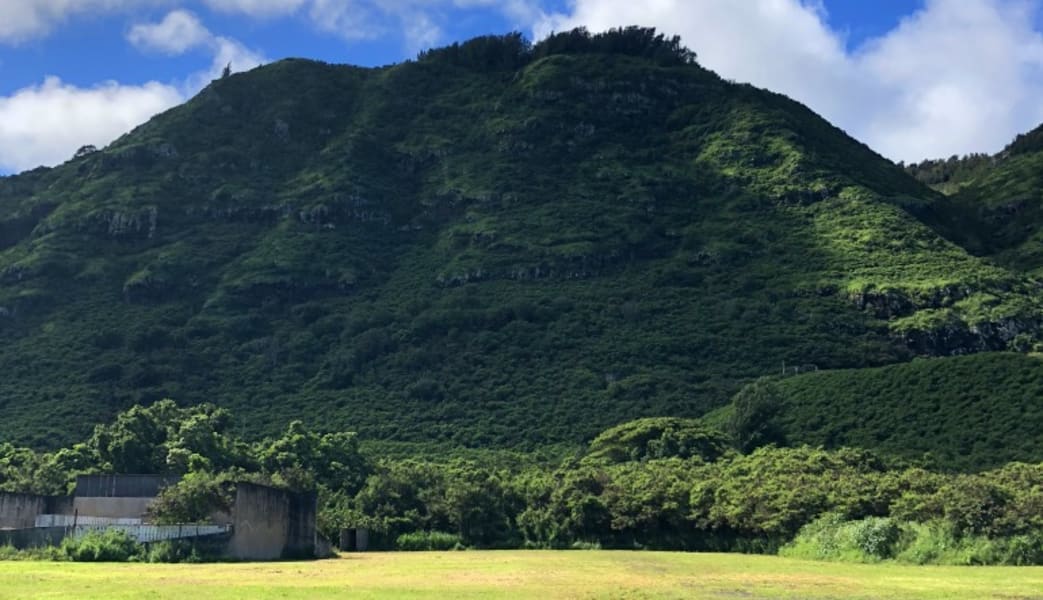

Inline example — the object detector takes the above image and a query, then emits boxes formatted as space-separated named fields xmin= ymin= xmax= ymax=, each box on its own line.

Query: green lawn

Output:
xmin=1 ymin=551 xmax=1042 ymax=599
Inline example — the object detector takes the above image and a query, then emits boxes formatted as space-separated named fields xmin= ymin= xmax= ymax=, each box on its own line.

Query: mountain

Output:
xmin=1 ymin=28 xmax=1040 ymax=453
xmin=908 ymin=126 xmax=1043 ymax=277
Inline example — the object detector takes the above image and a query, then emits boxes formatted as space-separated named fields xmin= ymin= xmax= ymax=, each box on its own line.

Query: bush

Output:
xmin=61 ymin=529 xmax=143 ymax=562
xmin=395 ymin=531 xmax=463 ymax=551
xmin=785 ymin=517 xmax=1043 ymax=566
xmin=995 ymin=532 xmax=1043 ymax=566
xmin=850 ymin=517 xmax=902 ymax=559
xmin=0 ymin=544 xmax=65 ymax=561
xmin=780 ymin=513 xmax=852 ymax=561
xmin=894 ymin=521 xmax=996 ymax=565
xmin=781 ymin=514 xmax=901 ymax=562
xmin=145 ymin=540 xmax=212 ymax=563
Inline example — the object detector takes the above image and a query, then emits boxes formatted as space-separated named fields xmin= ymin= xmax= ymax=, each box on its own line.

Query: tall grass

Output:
xmin=781 ymin=515 xmax=1043 ymax=566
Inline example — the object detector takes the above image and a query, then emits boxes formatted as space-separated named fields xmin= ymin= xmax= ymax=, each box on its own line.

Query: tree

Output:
xmin=584 ymin=417 xmax=731 ymax=464
xmin=147 ymin=471 xmax=234 ymax=524
xmin=259 ymin=421 xmax=370 ymax=494
xmin=87 ymin=400 xmax=251 ymax=475
xmin=73 ymin=145 xmax=98 ymax=159
xmin=726 ymin=379 xmax=786 ymax=453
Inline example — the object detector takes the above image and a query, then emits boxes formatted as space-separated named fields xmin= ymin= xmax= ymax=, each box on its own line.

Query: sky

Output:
xmin=2 ymin=0 xmax=1043 ymax=174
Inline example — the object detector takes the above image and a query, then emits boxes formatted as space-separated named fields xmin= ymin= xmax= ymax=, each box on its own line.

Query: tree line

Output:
xmin=2 ymin=397 xmax=1042 ymax=564
xmin=415 ymin=26 xmax=697 ymax=71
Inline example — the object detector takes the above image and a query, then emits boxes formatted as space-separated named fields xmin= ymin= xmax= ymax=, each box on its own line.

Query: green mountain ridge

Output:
xmin=0 ymin=29 xmax=1040 ymax=457
xmin=907 ymin=124 xmax=1043 ymax=276
xmin=745 ymin=352 xmax=1043 ymax=471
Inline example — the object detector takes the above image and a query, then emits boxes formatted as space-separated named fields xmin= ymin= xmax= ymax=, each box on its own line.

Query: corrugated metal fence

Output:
xmin=69 ymin=524 xmax=232 ymax=543
xmin=35 ymin=515 xmax=142 ymax=527
xmin=0 ymin=524 xmax=231 ymax=549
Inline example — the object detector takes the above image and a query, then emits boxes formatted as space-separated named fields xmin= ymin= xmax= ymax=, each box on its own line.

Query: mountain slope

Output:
xmin=762 ymin=352 xmax=1043 ymax=471
xmin=0 ymin=30 xmax=1039 ymax=449
xmin=909 ymin=126 xmax=1043 ymax=276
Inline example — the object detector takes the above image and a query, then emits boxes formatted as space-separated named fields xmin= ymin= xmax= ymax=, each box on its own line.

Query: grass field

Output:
xmin=2 ymin=551 xmax=1043 ymax=599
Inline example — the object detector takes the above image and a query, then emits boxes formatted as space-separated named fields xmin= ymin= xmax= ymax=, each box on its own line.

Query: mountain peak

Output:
xmin=0 ymin=29 xmax=1039 ymax=450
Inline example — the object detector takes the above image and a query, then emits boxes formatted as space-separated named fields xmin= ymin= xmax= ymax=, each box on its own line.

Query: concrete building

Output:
xmin=0 ymin=475 xmax=320 ymax=560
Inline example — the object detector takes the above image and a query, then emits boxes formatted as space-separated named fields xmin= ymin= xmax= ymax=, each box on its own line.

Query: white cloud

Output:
xmin=128 ymin=8 xmax=211 ymax=54
xmin=127 ymin=10 xmax=266 ymax=91
xmin=453 ymin=0 xmax=544 ymax=25
xmin=0 ymin=10 xmax=266 ymax=173
xmin=538 ymin=0 xmax=1043 ymax=162
xmin=0 ymin=77 xmax=182 ymax=171
xmin=305 ymin=0 xmax=445 ymax=47
xmin=857 ymin=0 xmax=1043 ymax=160
xmin=306 ymin=0 xmax=378 ymax=42
xmin=0 ymin=0 xmax=169 ymax=44
xmin=213 ymin=0 xmax=539 ymax=51
xmin=202 ymin=0 xmax=308 ymax=18
xmin=187 ymin=35 xmax=266 ymax=87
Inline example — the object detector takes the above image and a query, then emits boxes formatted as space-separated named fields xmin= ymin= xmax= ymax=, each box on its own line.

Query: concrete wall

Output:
xmin=75 ymin=474 xmax=179 ymax=498
xmin=226 ymin=483 xmax=317 ymax=560
xmin=0 ymin=526 xmax=67 ymax=549
xmin=227 ymin=483 xmax=290 ymax=560
xmin=0 ymin=493 xmax=46 ymax=530
xmin=73 ymin=497 xmax=153 ymax=520
xmin=45 ymin=496 xmax=74 ymax=515
xmin=0 ymin=493 xmax=71 ymax=529
xmin=284 ymin=489 xmax=318 ymax=558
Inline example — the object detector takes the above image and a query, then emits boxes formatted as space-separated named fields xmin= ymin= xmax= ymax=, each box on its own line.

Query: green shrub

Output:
xmin=781 ymin=514 xmax=901 ymax=562
xmin=0 ymin=544 xmax=65 ymax=561
xmin=894 ymin=521 xmax=965 ymax=565
xmin=780 ymin=513 xmax=853 ymax=561
xmin=850 ymin=517 xmax=902 ymax=559
xmin=895 ymin=522 xmax=1043 ymax=566
xmin=394 ymin=531 xmax=463 ymax=551
xmin=61 ymin=529 xmax=143 ymax=562
xmin=786 ymin=518 xmax=1043 ymax=566
xmin=145 ymin=540 xmax=205 ymax=564
xmin=995 ymin=532 xmax=1043 ymax=565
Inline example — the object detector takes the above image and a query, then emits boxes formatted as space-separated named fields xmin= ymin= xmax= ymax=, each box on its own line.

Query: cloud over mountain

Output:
xmin=540 ymin=0 xmax=1043 ymax=162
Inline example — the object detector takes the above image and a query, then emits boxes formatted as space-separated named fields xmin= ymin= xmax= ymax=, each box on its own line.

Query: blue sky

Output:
xmin=2 ymin=0 xmax=1043 ymax=173
xmin=0 ymin=1 xmax=917 ymax=93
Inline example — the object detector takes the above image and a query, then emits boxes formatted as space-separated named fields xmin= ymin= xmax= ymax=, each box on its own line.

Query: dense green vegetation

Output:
xmin=0 ymin=28 xmax=1041 ymax=451
xmin=696 ymin=353 xmax=1043 ymax=471
xmin=904 ymin=154 xmax=993 ymax=194
xmin=4 ymin=401 xmax=1043 ymax=565
xmin=908 ymin=124 xmax=1043 ymax=276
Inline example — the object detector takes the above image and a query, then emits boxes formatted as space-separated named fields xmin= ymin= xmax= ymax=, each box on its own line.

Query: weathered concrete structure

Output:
xmin=71 ymin=474 xmax=177 ymax=520
xmin=227 ymin=483 xmax=318 ymax=560
xmin=0 ymin=493 xmax=72 ymax=530
xmin=0 ymin=475 xmax=320 ymax=559
xmin=339 ymin=528 xmax=370 ymax=552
